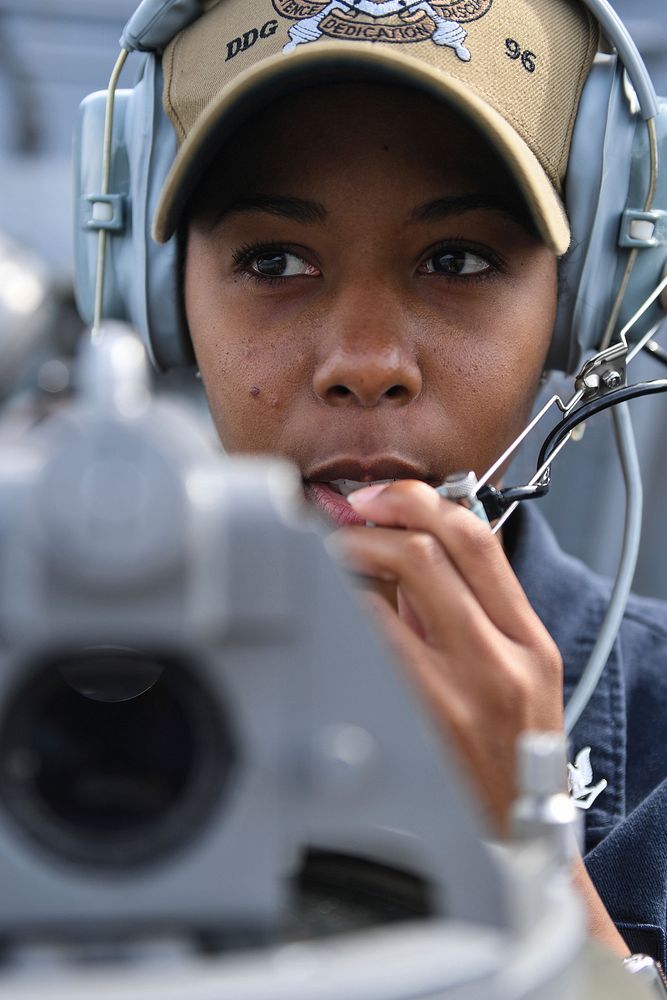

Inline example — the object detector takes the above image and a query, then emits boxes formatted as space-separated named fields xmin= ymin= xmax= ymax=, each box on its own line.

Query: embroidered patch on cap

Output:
xmin=155 ymin=0 xmax=599 ymax=250
xmin=274 ymin=0 xmax=494 ymax=60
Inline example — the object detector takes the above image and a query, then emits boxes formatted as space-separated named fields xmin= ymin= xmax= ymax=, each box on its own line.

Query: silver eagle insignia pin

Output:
xmin=567 ymin=746 xmax=608 ymax=810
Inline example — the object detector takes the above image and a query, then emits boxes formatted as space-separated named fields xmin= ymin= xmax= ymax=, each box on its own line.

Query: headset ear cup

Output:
xmin=126 ymin=56 xmax=194 ymax=371
xmin=73 ymin=56 xmax=194 ymax=372
xmin=549 ymin=56 xmax=637 ymax=373
xmin=73 ymin=90 xmax=133 ymax=328
xmin=614 ymin=97 xmax=667 ymax=341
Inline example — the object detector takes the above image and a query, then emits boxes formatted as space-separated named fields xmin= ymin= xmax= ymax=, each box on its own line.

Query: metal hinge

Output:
xmin=575 ymin=341 xmax=627 ymax=399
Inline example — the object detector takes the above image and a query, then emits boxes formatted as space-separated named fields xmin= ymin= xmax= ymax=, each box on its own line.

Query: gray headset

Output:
xmin=73 ymin=0 xmax=667 ymax=373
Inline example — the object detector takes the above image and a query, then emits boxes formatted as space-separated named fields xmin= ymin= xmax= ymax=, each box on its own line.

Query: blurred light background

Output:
xmin=0 ymin=0 xmax=665 ymax=595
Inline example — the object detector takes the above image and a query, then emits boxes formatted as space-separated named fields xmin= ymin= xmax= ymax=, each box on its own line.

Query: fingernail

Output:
xmin=347 ymin=483 xmax=389 ymax=506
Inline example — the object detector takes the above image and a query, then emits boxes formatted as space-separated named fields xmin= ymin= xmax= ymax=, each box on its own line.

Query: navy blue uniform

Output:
xmin=509 ymin=505 xmax=667 ymax=965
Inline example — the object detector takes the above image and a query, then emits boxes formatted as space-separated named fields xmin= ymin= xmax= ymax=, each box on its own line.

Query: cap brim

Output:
xmin=153 ymin=42 xmax=570 ymax=255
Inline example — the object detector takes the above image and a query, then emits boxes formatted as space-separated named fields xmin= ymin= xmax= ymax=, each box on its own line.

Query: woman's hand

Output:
xmin=331 ymin=479 xmax=564 ymax=836
xmin=331 ymin=478 xmax=631 ymax=956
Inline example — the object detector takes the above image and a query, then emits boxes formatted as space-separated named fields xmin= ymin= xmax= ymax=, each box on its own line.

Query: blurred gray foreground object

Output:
xmin=0 ymin=324 xmax=654 ymax=999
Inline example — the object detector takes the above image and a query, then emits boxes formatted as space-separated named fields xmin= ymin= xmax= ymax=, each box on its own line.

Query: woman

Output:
xmin=148 ymin=0 xmax=667 ymax=965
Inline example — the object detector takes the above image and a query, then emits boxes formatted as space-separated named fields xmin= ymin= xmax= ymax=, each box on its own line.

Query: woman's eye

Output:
xmin=421 ymin=248 xmax=491 ymax=276
xmin=251 ymin=251 xmax=317 ymax=278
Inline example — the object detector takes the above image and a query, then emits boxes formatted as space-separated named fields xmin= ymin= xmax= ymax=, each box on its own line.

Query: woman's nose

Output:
xmin=312 ymin=304 xmax=423 ymax=408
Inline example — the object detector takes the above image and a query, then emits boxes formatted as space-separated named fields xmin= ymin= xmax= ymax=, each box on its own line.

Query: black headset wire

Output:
xmin=477 ymin=376 xmax=667 ymax=522
xmin=476 ymin=375 xmax=667 ymax=734
xmin=537 ymin=379 xmax=667 ymax=471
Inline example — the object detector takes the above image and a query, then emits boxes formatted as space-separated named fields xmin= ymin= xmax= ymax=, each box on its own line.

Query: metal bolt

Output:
xmin=441 ymin=470 xmax=479 ymax=501
xmin=582 ymin=372 xmax=600 ymax=390
xmin=311 ymin=724 xmax=380 ymax=797
xmin=438 ymin=471 xmax=489 ymax=523
xmin=601 ymin=370 xmax=622 ymax=389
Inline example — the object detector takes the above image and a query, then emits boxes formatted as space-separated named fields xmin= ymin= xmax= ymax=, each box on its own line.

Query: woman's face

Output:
xmin=185 ymin=83 xmax=558 ymax=526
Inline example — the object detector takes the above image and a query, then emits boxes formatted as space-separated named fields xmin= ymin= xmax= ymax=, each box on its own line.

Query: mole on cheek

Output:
xmin=249 ymin=386 xmax=261 ymax=398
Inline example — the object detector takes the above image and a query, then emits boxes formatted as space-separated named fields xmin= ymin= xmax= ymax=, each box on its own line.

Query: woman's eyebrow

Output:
xmin=213 ymin=195 xmax=327 ymax=227
xmin=410 ymin=194 xmax=527 ymax=225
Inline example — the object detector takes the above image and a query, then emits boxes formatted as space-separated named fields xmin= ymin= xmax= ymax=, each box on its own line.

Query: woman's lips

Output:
xmin=303 ymin=482 xmax=368 ymax=527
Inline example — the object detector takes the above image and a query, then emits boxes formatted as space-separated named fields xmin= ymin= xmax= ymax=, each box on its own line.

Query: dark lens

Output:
xmin=0 ymin=650 xmax=234 ymax=870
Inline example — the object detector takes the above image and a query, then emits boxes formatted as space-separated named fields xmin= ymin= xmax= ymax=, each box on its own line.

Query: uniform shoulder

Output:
xmin=621 ymin=590 xmax=667 ymax=644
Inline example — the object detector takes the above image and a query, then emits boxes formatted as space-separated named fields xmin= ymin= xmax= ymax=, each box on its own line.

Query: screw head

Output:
xmin=602 ymin=370 xmax=622 ymax=389
xmin=311 ymin=724 xmax=380 ymax=798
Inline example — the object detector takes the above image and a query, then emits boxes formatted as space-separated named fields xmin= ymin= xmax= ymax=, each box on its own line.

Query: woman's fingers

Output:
xmin=332 ymin=522 xmax=492 ymax=656
xmin=330 ymin=479 xmax=564 ymax=835
xmin=358 ymin=585 xmax=556 ymax=835
xmin=347 ymin=480 xmax=544 ymax=642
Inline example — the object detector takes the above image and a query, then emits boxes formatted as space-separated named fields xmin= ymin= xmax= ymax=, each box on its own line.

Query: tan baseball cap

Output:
xmin=153 ymin=0 xmax=599 ymax=253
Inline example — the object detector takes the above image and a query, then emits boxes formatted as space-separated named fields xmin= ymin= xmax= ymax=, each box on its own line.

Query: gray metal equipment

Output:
xmin=0 ymin=324 xmax=655 ymax=999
